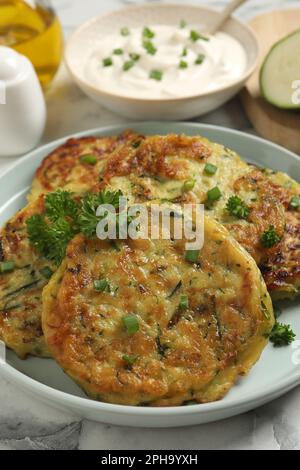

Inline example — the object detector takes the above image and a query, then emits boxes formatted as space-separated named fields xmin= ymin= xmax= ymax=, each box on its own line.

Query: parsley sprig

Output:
xmin=226 ymin=195 xmax=250 ymax=219
xmin=26 ymin=189 xmax=124 ymax=265
xmin=269 ymin=321 xmax=296 ymax=347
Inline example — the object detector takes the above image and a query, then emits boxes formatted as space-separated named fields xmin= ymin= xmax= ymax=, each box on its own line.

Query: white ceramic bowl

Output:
xmin=65 ymin=4 xmax=258 ymax=120
xmin=1 ymin=122 xmax=300 ymax=428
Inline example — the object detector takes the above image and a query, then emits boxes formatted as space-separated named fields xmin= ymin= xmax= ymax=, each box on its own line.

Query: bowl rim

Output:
xmin=64 ymin=3 xmax=259 ymax=103
xmin=1 ymin=122 xmax=300 ymax=420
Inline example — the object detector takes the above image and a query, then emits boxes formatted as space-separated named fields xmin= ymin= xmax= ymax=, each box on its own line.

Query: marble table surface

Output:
xmin=1 ymin=0 xmax=300 ymax=450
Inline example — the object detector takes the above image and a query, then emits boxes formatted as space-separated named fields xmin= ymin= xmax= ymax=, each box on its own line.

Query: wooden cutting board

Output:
xmin=240 ymin=9 xmax=300 ymax=155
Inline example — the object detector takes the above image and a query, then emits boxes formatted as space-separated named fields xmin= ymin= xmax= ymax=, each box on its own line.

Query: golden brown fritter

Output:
xmin=29 ymin=131 xmax=143 ymax=202
xmin=43 ymin=215 xmax=274 ymax=406
xmin=0 ymin=196 xmax=55 ymax=358
xmin=95 ymin=134 xmax=300 ymax=299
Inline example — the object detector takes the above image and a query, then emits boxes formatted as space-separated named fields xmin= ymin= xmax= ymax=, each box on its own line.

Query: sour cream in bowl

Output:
xmin=65 ymin=4 xmax=258 ymax=120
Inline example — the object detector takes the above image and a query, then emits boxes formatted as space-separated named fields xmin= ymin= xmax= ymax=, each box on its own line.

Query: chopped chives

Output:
xmin=93 ymin=279 xmax=110 ymax=292
xmin=80 ymin=154 xmax=98 ymax=165
xmin=181 ymin=47 xmax=188 ymax=57
xmin=182 ymin=179 xmax=195 ymax=192
xmin=204 ymin=163 xmax=217 ymax=175
xmin=0 ymin=261 xmax=15 ymax=273
xmin=103 ymin=57 xmax=113 ymax=67
xmin=40 ymin=266 xmax=54 ymax=279
xmin=179 ymin=60 xmax=188 ymax=69
xmin=180 ymin=19 xmax=187 ymax=29
xmin=195 ymin=53 xmax=205 ymax=65
xmin=207 ymin=186 xmax=222 ymax=201
xmin=122 ymin=354 xmax=138 ymax=365
xmin=143 ymin=40 xmax=157 ymax=55
xmin=120 ymin=27 xmax=130 ymax=36
xmin=123 ymin=60 xmax=135 ymax=71
xmin=113 ymin=48 xmax=123 ymax=55
xmin=185 ymin=250 xmax=199 ymax=263
xmin=123 ymin=314 xmax=139 ymax=334
xmin=190 ymin=30 xmax=209 ymax=42
xmin=143 ymin=26 xmax=155 ymax=38
xmin=129 ymin=52 xmax=140 ymax=62
xmin=179 ymin=294 xmax=189 ymax=310
xmin=149 ymin=69 xmax=163 ymax=81
xmin=290 ymin=195 xmax=300 ymax=209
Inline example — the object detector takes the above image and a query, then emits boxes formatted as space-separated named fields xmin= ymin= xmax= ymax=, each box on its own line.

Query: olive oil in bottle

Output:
xmin=0 ymin=0 xmax=63 ymax=87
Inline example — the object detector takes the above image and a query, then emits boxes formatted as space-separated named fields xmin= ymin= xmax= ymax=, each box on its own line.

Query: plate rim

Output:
xmin=1 ymin=121 xmax=300 ymax=421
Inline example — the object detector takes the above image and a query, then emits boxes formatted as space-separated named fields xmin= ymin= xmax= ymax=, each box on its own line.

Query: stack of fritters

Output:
xmin=1 ymin=130 xmax=299 ymax=406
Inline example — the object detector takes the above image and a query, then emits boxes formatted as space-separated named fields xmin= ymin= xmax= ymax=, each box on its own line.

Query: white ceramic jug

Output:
xmin=0 ymin=46 xmax=46 ymax=157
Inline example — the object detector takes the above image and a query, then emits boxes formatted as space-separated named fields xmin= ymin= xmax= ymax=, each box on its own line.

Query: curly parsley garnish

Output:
xmin=26 ymin=189 xmax=124 ymax=265
xmin=260 ymin=225 xmax=281 ymax=248
xmin=269 ymin=321 xmax=296 ymax=347
xmin=226 ymin=195 xmax=250 ymax=219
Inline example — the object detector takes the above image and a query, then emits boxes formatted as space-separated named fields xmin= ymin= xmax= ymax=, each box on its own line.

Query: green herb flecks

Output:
xmin=204 ymin=163 xmax=217 ymax=175
xmin=123 ymin=314 xmax=139 ymax=335
xmin=179 ymin=60 xmax=188 ymax=69
xmin=195 ymin=54 xmax=205 ymax=65
xmin=113 ymin=48 xmax=123 ymax=55
xmin=103 ymin=57 xmax=113 ymax=67
xmin=207 ymin=186 xmax=222 ymax=202
xmin=80 ymin=154 xmax=98 ymax=165
xmin=120 ymin=27 xmax=130 ymax=36
xmin=190 ymin=30 xmax=209 ymax=42
xmin=149 ymin=69 xmax=163 ymax=81
xmin=0 ymin=261 xmax=15 ymax=274
xmin=143 ymin=40 xmax=157 ymax=55
xmin=226 ymin=195 xmax=250 ymax=219
xmin=123 ymin=60 xmax=135 ymax=71
xmin=260 ymin=225 xmax=281 ymax=248
xmin=290 ymin=195 xmax=300 ymax=209
xmin=143 ymin=27 xmax=155 ymax=39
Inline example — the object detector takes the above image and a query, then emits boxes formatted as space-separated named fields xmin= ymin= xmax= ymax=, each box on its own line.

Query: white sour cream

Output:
xmin=84 ymin=25 xmax=247 ymax=99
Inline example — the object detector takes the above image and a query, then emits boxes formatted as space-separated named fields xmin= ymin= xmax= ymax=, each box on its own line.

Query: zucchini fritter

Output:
xmin=0 ymin=196 xmax=55 ymax=358
xmin=96 ymin=134 xmax=300 ymax=299
xmin=29 ymin=131 xmax=143 ymax=202
xmin=43 ymin=215 xmax=274 ymax=406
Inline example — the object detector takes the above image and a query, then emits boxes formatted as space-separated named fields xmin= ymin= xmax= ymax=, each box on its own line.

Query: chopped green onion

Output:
xmin=123 ymin=314 xmax=139 ymax=335
xmin=207 ymin=186 xmax=222 ymax=201
xmin=143 ymin=40 xmax=157 ymax=55
xmin=290 ymin=195 xmax=300 ymax=209
xmin=143 ymin=27 xmax=155 ymax=38
xmin=113 ymin=48 xmax=123 ymax=55
xmin=180 ymin=19 xmax=187 ymax=29
xmin=120 ymin=27 xmax=130 ymax=36
xmin=129 ymin=52 xmax=140 ymax=62
xmin=103 ymin=57 xmax=113 ymax=67
xmin=181 ymin=47 xmax=188 ymax=57
xmin=80 ymin=154 xmax=98 ymax=165
xmin=190 ymin=30 xmax=209 ymax=42
xmin=149 ymin=69 xmax=163 ymax=81
xmin=93 ymin=279 xmax=109 ymax=292
xmin=195 ymin=53 xmax=205 ymax=65
xmin=260 ymin=225 xmax=281 ymax=248
xmin=0 ymin=261 xmax=15 ymax=273
xmin=123 ymin=60 xmax=135 ymax=71
xmin=40 ymin=266 xmax=54 ymax=279
xmin=204 ymin=163 xmax=217 ymax=175
xmin=122 ymin=354 xmax=139 ymax=365
xmin=179 ymin=294 xmax=189 ymax=310
xmin=182 ymin=179 xmax=195 ymax=192
xmin=185 ymin=250 xmax=199 ymax=263
xmin=179 ymin=60 xmax=188 ymax=69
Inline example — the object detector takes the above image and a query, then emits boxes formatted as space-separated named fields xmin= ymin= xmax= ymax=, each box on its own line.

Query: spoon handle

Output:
xmin=208 ymin=0 xmax=247 ymax=34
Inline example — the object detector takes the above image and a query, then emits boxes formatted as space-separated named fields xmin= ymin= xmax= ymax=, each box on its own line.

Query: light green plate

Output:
xmin=1 ymin=122 xmax=299 ymax=428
